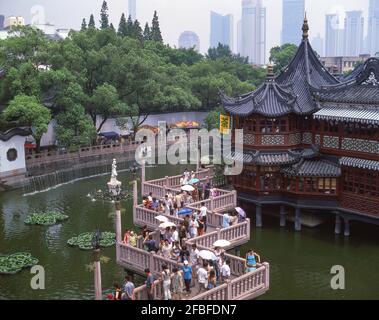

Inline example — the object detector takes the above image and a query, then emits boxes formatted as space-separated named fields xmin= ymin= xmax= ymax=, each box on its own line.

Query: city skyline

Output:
xmin=210 ymin=11 xmax=234 ymax=50
xmin=281 ymin=0 xmax=305 ymax=45
xmin=0 ymin=0 xmax=372 ymax=59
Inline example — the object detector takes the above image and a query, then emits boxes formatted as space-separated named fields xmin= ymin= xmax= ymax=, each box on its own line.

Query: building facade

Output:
xmin=241 ymin=0 xmax=266 ymax=65
xmin=129 ymin=0 xmax=137 ymax=21
xmin=222 ymin=18 xmax=379 ymax=234
xmin=4 ymin=16 xmax=25 ymax=30
xmin=367 ymin=0 xmax=379 ymax=56
xmin=210 ymin=11 xmax=233 ymax=49
xmin=178 ymin=31 xmax=200 ymax=51
xmin=320 ymin=54 xmax=370 ymax=75
xmin=281 ymin=0 xmax=305 ymax=45
xmin=0 ymin=15 xmax=4 ymax=30
xmin=325 ymin=13 xmax=344 ymax=57
xmin=344 ymin=11 xmax=364 ymax=56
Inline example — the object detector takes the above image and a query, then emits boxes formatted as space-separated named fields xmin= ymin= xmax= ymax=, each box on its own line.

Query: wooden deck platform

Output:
xmin=116 ymin=166 xmax=270 ymax=300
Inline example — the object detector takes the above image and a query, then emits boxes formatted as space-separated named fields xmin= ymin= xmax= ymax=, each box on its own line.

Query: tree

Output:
xmin=132 ymin=20 xmax=143 ymax=42
xmin=55 ymin=104 xmax=96 ymax=150
xmin=88 ymin=14 xmax=96 ymax=29
xmin=90 ymin=83 xmax=123 ymax=132
xmin=3 ymin=95 xmax=51 ymax=151
xmin=207 ymin=43 xmax=248 ymax=64
xmin=269 ymin=43 xmax=298 ymax=74
xmin=143 ymin=23 xmax=151 ymax=41
xmin=100 ymin=1 xmax=109 ymax=29
xmin=204 ymin=107 xmax=225 ymax=131
xmin=118 ymin=13 xmax=127 ymax=37
xmin=151 ymin=11 xmax=163 ymax=42
xmin=81 ymin=18 xmax=87 ymax=31
xmin=126 ymin=15 xmax=134 ymax=37
xmin=110 ymin=23 xmax=115 ymax=32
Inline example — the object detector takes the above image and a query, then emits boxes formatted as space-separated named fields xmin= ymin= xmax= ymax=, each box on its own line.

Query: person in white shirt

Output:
xmin=148 ymin=192 xmax=153 ymax=202
xmin=199 ymin=202 xmax=207 ymax=232
xmin=171 ymin=226 xmax=179 ymax=243
xmin=189 ymin=216 xmax=199 ymax=238
xmin=197 ymin=263 xmax=209 ymax=294
xmin=220 ymin=259 xmax=231 ymax=283
xmin=190 ymin=243 xmax=200 ymax=276
xmin=161 ymin=240 xmax=172 ymax=259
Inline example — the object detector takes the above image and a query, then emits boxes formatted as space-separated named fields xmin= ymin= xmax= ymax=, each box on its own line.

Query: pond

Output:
xmin=0 ymin=164 xmax=378 ymax=300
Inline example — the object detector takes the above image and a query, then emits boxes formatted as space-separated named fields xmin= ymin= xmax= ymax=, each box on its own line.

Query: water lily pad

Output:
xmin=25 ymin=211 xmax=69 ymax=226
xmin=67 ymin=231 xmax=116 ymax=250
xmin=0 ymin=252 xmax=39 ymax=275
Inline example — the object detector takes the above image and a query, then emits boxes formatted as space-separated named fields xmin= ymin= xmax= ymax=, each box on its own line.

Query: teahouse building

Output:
xmin=221 ymin=16 xmax=379 ymax=234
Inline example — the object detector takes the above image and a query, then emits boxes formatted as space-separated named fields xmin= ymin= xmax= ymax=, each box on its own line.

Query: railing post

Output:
xmin=226 ymin=279 xmax=231 ymax=300
xmin=216 ymin=227 xmax=221 ymax=241
xmin=246 ymin=218 xmax=251 ymax=241
xmin=150 ymin=251 xmax=155 ymax=274
xmin=133 ymin=180 xmax=138 ymax=207
xmin=210 ymin=196 xmax=214 ymax=212
xmin=232 ymin=190 xmax=237 ymax=207
xmin=263 ymin=262 xmax=270 ymax=289
xmin=141 ymin=160 xmax=145 ymax=196
xmin=165 ymin=176 xmax=169 ymax=188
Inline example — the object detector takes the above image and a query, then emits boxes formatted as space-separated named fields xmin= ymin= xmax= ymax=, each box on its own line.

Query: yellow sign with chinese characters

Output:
xmin=219 ymin=114 xmax=231 ymax=134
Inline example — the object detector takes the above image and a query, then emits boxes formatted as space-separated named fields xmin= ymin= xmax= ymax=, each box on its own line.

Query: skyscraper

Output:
xmin=312 ymin=33 xmax=324 ymax=57
xmin=237 ymin=19 xmax=242 ymax=54
xmin=129 ymin=0 xmax=136 ymax=20
xmin=0 ymin=15 xmax=4 ymax=30
xmin=344 ymin=11 xmax=364 ymax=56
xmin=281 ymin=0 xmax=305 ymax=45
xmin=325 ymin=14 xmax=344 ymax=57
xmin=210 ymin=11 xmax=233 ymax=49
xmin=241 ymin=0 xmax=266 ymax=65
xmin=178 ymin=31 xmax=200 ymax=52
xmin=367 ymin=0 xmax=379 ymax=56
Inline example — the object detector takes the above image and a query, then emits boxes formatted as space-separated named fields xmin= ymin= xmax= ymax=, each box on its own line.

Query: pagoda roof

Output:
xmin=311 ymin=58 xmax=379 ymax=105
xmin=221 ymin=76 xmax=299 ymax=117
xmin=282 ymin=158 xmax=341 ymax=177
xmin=0 ymin=127 xmax=31 ymax=142
xmin=340 ymin=157 xmax=379 ymax=171
xmin=222 ymin=17 xmax=339 ymax=117
xmin=313 ymin=105 xmax=379 ymax=125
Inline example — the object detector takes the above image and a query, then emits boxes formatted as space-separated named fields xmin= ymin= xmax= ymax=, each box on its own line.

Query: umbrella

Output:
xmin=235 ymin=207 xmax=246 ymax=219
xmin=159 ymin=221 xmax=176 ymax=229
xmin=213 ymin=239 xmax=231 ymax=248
xmin=198 ymin=250 xmax=217 ymax=261
xmin=155 ymin=215 xmax=169 ymax=223
xmin=178 ymin=208 xmax=193 ymax=216
xmin=188 ymin=178 xmax=200 ymax=185
xmin=181 ymin=185 xmax=195 ymax=192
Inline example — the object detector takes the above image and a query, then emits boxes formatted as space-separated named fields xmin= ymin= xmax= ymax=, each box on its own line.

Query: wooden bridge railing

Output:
xmin=133 ymin=205 xmax=185 ymax=229
xmin=189 ymin=263 xmax=269 ymax=301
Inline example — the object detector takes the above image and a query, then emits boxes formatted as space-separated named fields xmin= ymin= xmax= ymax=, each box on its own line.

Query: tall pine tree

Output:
xmin=110 ymin=23 xmax=115 ymax=32
xmin=100 ymin=0 xmax=109 ymax=29
xmin=81 ymin=18 xmax=87 ymax=31
xmin=126 ymin=15 xmax=134 ymax=37
xmin=118 ymin=13 xmax=127 ymax=37
xmin=151 ymin=11 xmax=163 ymax=42
xmin=88 ymin=14 xmax=96 ymax=29
xmin=143 ymin=22 xmax=151 ymax=41
xmin=132 ymin=20 xmax=143 ymax=42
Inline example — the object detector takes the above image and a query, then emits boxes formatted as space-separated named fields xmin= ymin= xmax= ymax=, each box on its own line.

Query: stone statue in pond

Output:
xmin=111 ymin=159 xmax=118 ymax=180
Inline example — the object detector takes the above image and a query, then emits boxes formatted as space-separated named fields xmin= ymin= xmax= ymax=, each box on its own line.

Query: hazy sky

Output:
xmin=0 ymin=0 xmax=370 ymax=55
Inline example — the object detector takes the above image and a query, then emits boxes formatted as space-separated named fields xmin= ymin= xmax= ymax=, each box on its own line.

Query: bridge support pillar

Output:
xmin=280 ymin=205 xmax=286 ymax=227
xmin=295 ymin=207 xmax=301 ymax=231
xmin=344 ymin=218 xmax=350 ymax=237
xmin=334 ymin=213 xmax=341 ymax=235
xmin=256 ymin=205 xmax=262 ymax=228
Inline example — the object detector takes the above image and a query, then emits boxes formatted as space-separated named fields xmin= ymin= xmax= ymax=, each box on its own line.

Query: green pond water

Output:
xmin=0 ymin=164 xmax=378 ymax=300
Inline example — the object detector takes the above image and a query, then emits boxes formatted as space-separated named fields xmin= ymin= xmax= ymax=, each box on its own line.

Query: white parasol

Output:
xmin=235 ymin=207 xmax=246 ymax=218
xmin=159 ymin=221 xmax=176 ymax=229
xmin=198 ymin=250 xmax=217 ymax=261
xmin=181 ymin=184 xmax=195 ymax=192
xmin=213 ymin=239 xmax=231 ymax=248
xmin=155 ymin=215 xmax=169 ymax=223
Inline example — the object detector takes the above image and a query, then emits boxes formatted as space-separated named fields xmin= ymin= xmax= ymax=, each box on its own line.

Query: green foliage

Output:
xmin=207 ymin=43 xmax=248 ymax=64
xmin=143 ymin=22 xmax=151 ymax=41
xmin=3 ymin=95 xmax=51 ymax=150
xmin=67 ymin=231 xmax=116 ymax=250
xmin=0 ymin=252 xmax=39 ymax=275
xmin=81 ymin=18 xmax=87 ymax=31
xmin=100 ymin=1 xmax=109 ymax=29
xmin=24 ymin=211 xmax=69 ymax=226
xmin=151 ymin=11 xmax=163 ymax=42
xmin=118 ymin=13 xmax=127 ymax=37
xmin=88 ymin=14 xmax=96 ymax=29
xmin=204 ymin=107 xmax=225 ymax=131
xmin=269 ymin=43 xmax=298 ymax=74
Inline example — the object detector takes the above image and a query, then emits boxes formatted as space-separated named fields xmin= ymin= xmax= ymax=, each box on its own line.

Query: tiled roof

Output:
xmin=340 ymin=157 xmax=379 ymax=171
xmin=0 ymin=128 xmax=31 ymax=141
xmin=222 ymin=79 xmax=298 ymax=117
xmin=282 ymin=159 xmax=341 ymax=177
xmin=222 ymin=37 xmax=339 ymax=117
xmin=253 ymin=151 xmax=299 ymax=166
xmin=313 ymin=105 xmax=379 ymax=125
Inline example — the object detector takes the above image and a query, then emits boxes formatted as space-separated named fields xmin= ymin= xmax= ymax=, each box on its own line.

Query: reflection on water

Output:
xmin=1 ymin=164 xmax=379 ymax=300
